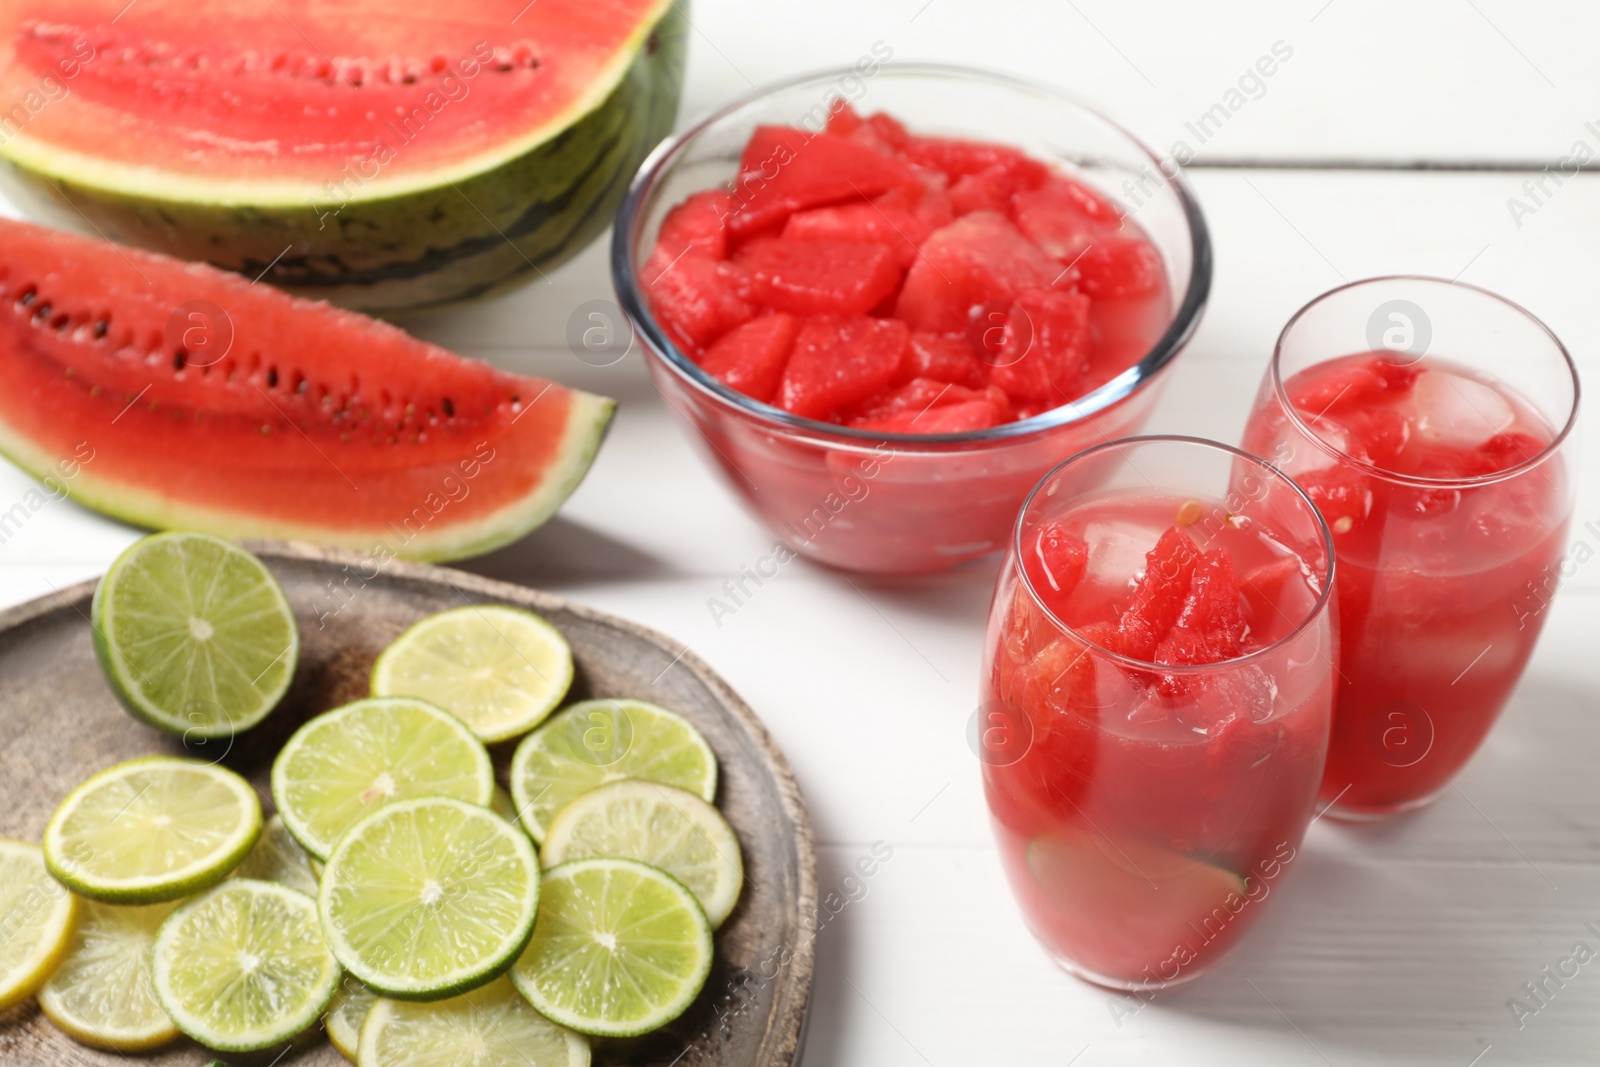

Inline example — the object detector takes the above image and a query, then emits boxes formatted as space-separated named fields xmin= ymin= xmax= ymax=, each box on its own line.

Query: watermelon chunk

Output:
xmin=1118 ymin=526 xmax=1202 ymax=660
xmin=849 ymin=378 xmax=981 ymax=423
xmin=1287 ymin=353 xmax=1419 ymax=416
xmin=990 ymin=289 xmax=1092 ymax=404
xmin=1075 ymin=237 xmax=1165 ymax=298
xmin=783 ymin=180 xmax=952 ymax=269
xmin=898 ymin=332 xmax=988 ymax=388
xmin=0 ymin=218 xmax=612 ymax=561
xmin=1297 ymin=466 xmax=1373 ymax=532
xmin=728 ymin=127 xmax=917 ymax=238
xmin=734 ymin=238 xmax=904 ymax=316
xmin=853 ymin=399 xmax=1003 ymax=435
xmin=656 ymin=190 xmax=735 ymax=261
xmin=642 ymin=255 xmax=754 ymax=353
xmin=1025 ymin=523 xmax=1090 ymax=618
xmin=895 ymin=212 xmax=1062 ymax=333
xmin=1153 ymin=548 xmax=1246 ymax=665
xmin=778 ymin=316 xmax=909 ymax=420
xmin=948 ymin=160 xmax=1050 ymax=217
xmin=902 ymin=136 xmax=1042 ymax=180
xmin=1013 ymin=177 xmax=1121 ymax=259
xmin=1471 ymin=430 xmax=1546 ymax=474
xmin=699 ymin=314 xmax=800 ymax=404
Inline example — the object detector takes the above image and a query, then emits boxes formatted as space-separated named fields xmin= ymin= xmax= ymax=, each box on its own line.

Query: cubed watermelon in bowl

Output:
xmin=614 ymin=65 xmax=1211 ymax=574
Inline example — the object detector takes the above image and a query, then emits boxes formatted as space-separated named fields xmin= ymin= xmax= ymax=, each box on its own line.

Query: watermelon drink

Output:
xmin=1242 ymin=277 xmax=1579 ymax=818
xmin=983 ymin=438 xmax=1335 ymax=989
xmin=615 ymin=66 xmax=1210 ymax=573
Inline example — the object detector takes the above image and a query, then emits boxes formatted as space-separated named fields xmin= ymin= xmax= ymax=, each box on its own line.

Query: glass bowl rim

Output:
xmin=1012 ymin=434 xmax=1338 ymax=675
xmin=1270 ymin=274 xmax=1581 ymax=489
xmin=611 ymin=60 xmax=1213 ymax=450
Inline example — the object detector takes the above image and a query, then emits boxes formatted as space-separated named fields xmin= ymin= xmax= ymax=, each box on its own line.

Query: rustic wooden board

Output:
xmin=0 ymin=540 xmax=815 ymax=1067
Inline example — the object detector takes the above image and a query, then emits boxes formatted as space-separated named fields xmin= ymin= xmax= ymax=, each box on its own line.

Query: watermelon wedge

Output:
xmin=0 ymin=0 xmax=684 ymax=313
xmin=0 ymin=219 xmax=614 ymax=560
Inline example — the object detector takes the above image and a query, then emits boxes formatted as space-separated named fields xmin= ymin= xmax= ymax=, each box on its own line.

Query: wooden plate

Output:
xmin=0 ymin=541 xmax=815 ymax=1067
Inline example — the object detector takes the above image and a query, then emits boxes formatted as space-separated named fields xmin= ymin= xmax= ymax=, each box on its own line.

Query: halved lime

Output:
xmin=91 ymin=532 xmax=298 ymax=739
xmin=151 ymin=879 xmax=340 ymax=1052
xmin=233 ymin=813 xmax=319 ymax=897
xmin=509 ymin=699 xmax=717 ymax=843
xmin=325 ymin=978 xmax=377 ymax=1062
xmin=541 ymin=780 xmax=744 ymax=929
xmin=38 ymin=898 xmax=180 ymax=1051
xmin=44 ymin=757 xmax=262 ymax=904
xmin=319 ymin=797 xmax=539 ymax=1001
xmin=0 ymin=838 xmax=79 ymax=1012
xmin=510 ymin=858 xmax=713 ymax=1038
xmin=272 ymin=697 xmax=494 ymax=861
xmin=371 ymin=605 xmax=574 ymax=743
xmin=357 ymin=977 xmax=590 ymax=1067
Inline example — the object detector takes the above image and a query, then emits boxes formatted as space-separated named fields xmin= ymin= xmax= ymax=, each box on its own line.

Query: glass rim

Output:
xmin=1013 ymin=434 xmax=1338 ymax=675
xmin=1270 ymin=274 xmax=1581 ymax=489
xmin=612 ymin=61 xmax=1213 ymax=450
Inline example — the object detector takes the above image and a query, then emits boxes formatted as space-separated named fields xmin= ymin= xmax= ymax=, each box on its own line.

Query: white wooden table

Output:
xmin=3 ymin=2 xmax=1598 ymax=1063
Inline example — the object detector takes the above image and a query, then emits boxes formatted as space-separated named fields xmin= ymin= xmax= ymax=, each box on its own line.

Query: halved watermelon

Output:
xmin=0 ymin=0 xmax=684 ymax=313
xmin=0 ymin=219 xmax=613 ymax=560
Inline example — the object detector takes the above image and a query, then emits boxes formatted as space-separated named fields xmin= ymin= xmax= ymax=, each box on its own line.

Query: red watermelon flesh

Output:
xmin=642 ymin=108 xmax=1175 ymax=433
xmin=1014 ymin=177 xmax=1122 ymax=259
xmin=990 ymin=288 xmax=1092 ymax=403
xmin=733 ymin=238 xmax=903 ymax=316
xmin=777 ymin=315 xmax=908 ymax=420
xmin=698 ymin=313 xmax=798 ymax=404
xmin=895 ymin=212 xmax=1063 ymax=333
xmin=0 ymin=218 xmax=612 ymax=560
xmin=854 ymin=398 xmax=1002 ymax=435
xmin=728 ymin=127 xmax=917 ymax=239
xmin=0 ymin=0 xmax=673 ymax=188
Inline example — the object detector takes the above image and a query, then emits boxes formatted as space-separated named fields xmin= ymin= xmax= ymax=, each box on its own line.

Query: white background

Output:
xmin=3 ymin=2 xmax=1599 ymax=1064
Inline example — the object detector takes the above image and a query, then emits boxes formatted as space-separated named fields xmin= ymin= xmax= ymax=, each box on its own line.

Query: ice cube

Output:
xmin=1083 ymin=518 xmax=1165 ymax=591
xmin=1278 ymin=418 xmax=1349 ymax=476
xmin=1410 ymin=369 xmax=1514 ymax=447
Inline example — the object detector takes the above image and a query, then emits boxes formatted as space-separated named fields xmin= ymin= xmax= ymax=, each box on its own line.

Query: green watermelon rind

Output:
xmin=0 ymin=391 xmax=615 ymax=563
xmin=0 ymin=3 xmax=686 ymax=314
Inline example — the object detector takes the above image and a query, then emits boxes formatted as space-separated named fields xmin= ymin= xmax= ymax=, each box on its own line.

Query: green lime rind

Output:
xmin=38 ymin=898 xmax=181 ymax=1052
xmin=0 ymin=838 xmax=80 ymax=1013
xmin=271 ymin=697 xmax=495 ymax=862
xmin=509 ymin=699 xmax=717 ymax=844
xmin=43 ymin=757 xmax=262 ymax=904
xmin=510 ymin=858 xmax=713 ymax=1038
xmin=357 ymin=978 xmax=591 ymax=1067
xmin=540 ymin=779 xmax=744 ymax=929
xmin=151 ymin=879 xmax=341 ymax=1052
xmin=318 ymin=797 xmax=540 ymax=1002
xmin=370 ymin=605 xmax=575 ymax=744
xmin=91 ymin=532 xmax=298 ymax=740
xmin=324 ymin=977 xmax=377 ymax=1063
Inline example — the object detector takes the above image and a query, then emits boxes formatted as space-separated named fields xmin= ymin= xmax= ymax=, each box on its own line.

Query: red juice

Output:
xmin=1243 ymin=352 xmax=1571 ymax=816
xmin=983 ymin=491 xmax=1333 ymax=988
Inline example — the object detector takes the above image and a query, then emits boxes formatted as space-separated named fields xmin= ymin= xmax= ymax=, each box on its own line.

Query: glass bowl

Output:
xmin=612 ymin=63 xmax=1212 ymax=574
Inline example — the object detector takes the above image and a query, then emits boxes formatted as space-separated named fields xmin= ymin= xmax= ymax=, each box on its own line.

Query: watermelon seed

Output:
xmin=32 ymin=302 xmax=52 ymax=322
xmin=92 ymin=320 xmax=108 ymax=340
xmin=442 ymin=398 xmax=454 ymax=417
xmin=51 ymin=313 xmax=69 ymax=332
xmin=15 ymin=287 xmax=34 ymax=308
xmin=267 ymin=368 xmax=279 ymax=389
xmin=173 ymin=350 xmax=186 ymax=372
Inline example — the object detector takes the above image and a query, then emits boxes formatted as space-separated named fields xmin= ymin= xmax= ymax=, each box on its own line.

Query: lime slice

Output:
xmin=371 ymin=605 xmax=574 ymax=743
xmin=357 ymin=977 xmax=590 ymax=1067
xmin=325 ymin=978 xmax=377 ymax=1062
xmin=37 ymin=898 xmax=180 ymax=1051
xmin=272 ymin=697 xmax=494 ymax=861
xmin=510 ymin=858 xmax=713 ymax=1037
xmin=319 ymin=797 xmax=539 ymax=1000
xmin=509 ymin=700 xmax=717 ymax=843
xmin=152 ymin=879 xmax=340 ymax=1051
xmin=44 ymin=757 xmax=262 ymax=904
xmin=0 ymin=839 xmax=79 ymax=1012
xmin=541 ymin=780 xmax=744 ymax=929
xmin=233 ymin=813 xmax=319 ymax=897
xmin=91 ymin=532 xmax=298 ymax=739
